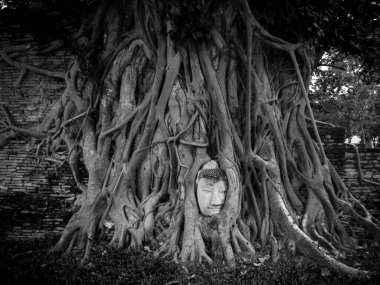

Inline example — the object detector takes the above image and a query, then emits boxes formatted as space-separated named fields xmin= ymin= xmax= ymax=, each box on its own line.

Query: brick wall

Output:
xmin=0 ymin=24 xmax=379 ymax=241
xmin=322 ymin=126 xmax=380 ymax=221
xmin=343 ymin=148 xmax=380 ymax=219
xmin=0 ymin=23 xmax=77 ymax=240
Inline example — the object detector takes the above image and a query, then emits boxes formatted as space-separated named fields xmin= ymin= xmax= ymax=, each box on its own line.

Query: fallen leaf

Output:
xmin=321 ymin=268 xmax=331 ymax=277
xmin=181 ymin=266 xmax=189 ymax=274
xmin=240 ymin=270 xmax=247 ymax=275
xmin=258 ymin=255 xmax=270 ymax=263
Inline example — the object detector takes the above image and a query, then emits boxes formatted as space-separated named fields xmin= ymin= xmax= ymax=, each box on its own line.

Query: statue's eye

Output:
xmin=202 ymin=188 xmax=212 ymax=192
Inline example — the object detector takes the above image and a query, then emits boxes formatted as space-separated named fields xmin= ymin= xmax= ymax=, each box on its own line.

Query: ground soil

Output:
xmin=0 ymin=236 xmax=379 ymax=284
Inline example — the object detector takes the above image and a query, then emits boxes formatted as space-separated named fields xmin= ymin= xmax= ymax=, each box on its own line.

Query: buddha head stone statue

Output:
xmin=196 ymin=160 xmax=228 ymax=216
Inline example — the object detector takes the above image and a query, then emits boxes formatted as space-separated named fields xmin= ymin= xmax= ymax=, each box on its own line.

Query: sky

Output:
xmin=347 ymin=135 xmax=361 ymax=144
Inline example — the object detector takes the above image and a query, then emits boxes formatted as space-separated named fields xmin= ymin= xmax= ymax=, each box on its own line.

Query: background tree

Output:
xmin=1 ymin=0 xmax=379 ymax=276
xmin=310 ymin=51 xmax=380 ymax=146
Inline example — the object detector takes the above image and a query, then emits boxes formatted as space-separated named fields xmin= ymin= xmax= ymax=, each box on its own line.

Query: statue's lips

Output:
xmin=208 ymin=206 xmax=222 ymax=213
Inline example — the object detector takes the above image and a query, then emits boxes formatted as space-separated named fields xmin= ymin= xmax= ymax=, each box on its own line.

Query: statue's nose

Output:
xmin=210 ymin=189 xmax=222 ymax=205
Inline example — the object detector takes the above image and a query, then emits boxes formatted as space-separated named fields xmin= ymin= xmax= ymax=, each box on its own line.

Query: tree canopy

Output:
xmin=311 ymin=50 xmax=379 ymax=146
xmin=1 ymin=0 xmax=379 ymax=70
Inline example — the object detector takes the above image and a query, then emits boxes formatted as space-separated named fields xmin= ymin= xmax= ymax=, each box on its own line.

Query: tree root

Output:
xmin=1 ymin=0 xmax=378 ymax=276
xmin=345 ymin=143 xmax=380 ymax=187
xmin=269 ymin=186 xmax=368 ymax=276
xmin=52 ymin=193 xmax=108 ymax=262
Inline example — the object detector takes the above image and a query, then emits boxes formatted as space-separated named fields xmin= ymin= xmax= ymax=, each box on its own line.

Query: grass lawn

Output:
xmin=0 ymin=236 xmax=379 ymax=284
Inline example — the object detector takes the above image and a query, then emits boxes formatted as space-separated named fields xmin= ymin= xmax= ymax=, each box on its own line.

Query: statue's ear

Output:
xmin=195 ymin=170 xmax=201 ymax=185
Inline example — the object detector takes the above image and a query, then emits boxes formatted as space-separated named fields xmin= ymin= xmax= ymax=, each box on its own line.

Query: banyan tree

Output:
xmin=1 ymin=0 xmax=379 ymax=276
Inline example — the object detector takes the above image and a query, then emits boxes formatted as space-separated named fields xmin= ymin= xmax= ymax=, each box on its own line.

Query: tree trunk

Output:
xmin=1 ymin=0 xmax=379 ymax=276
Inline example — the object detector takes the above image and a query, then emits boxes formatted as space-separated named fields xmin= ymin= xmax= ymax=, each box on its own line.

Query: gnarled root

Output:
xmin=52 ymin=193 xmax=108 ymax=263
xmin=154 ymin=206 xmax=184 ymax=262
xmin=269 ymin=186 xmax=368 ymax=276
xmin=180 ymin=225 xmax=212 ymax=264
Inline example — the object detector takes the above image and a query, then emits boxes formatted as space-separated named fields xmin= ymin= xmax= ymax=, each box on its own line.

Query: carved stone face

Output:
xmin=196 ymin=160 xmax=227 ymax=217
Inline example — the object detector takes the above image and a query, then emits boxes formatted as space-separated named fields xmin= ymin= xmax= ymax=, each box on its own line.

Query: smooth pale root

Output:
xmin=268 ymin=187 xmax=366 ymax=276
